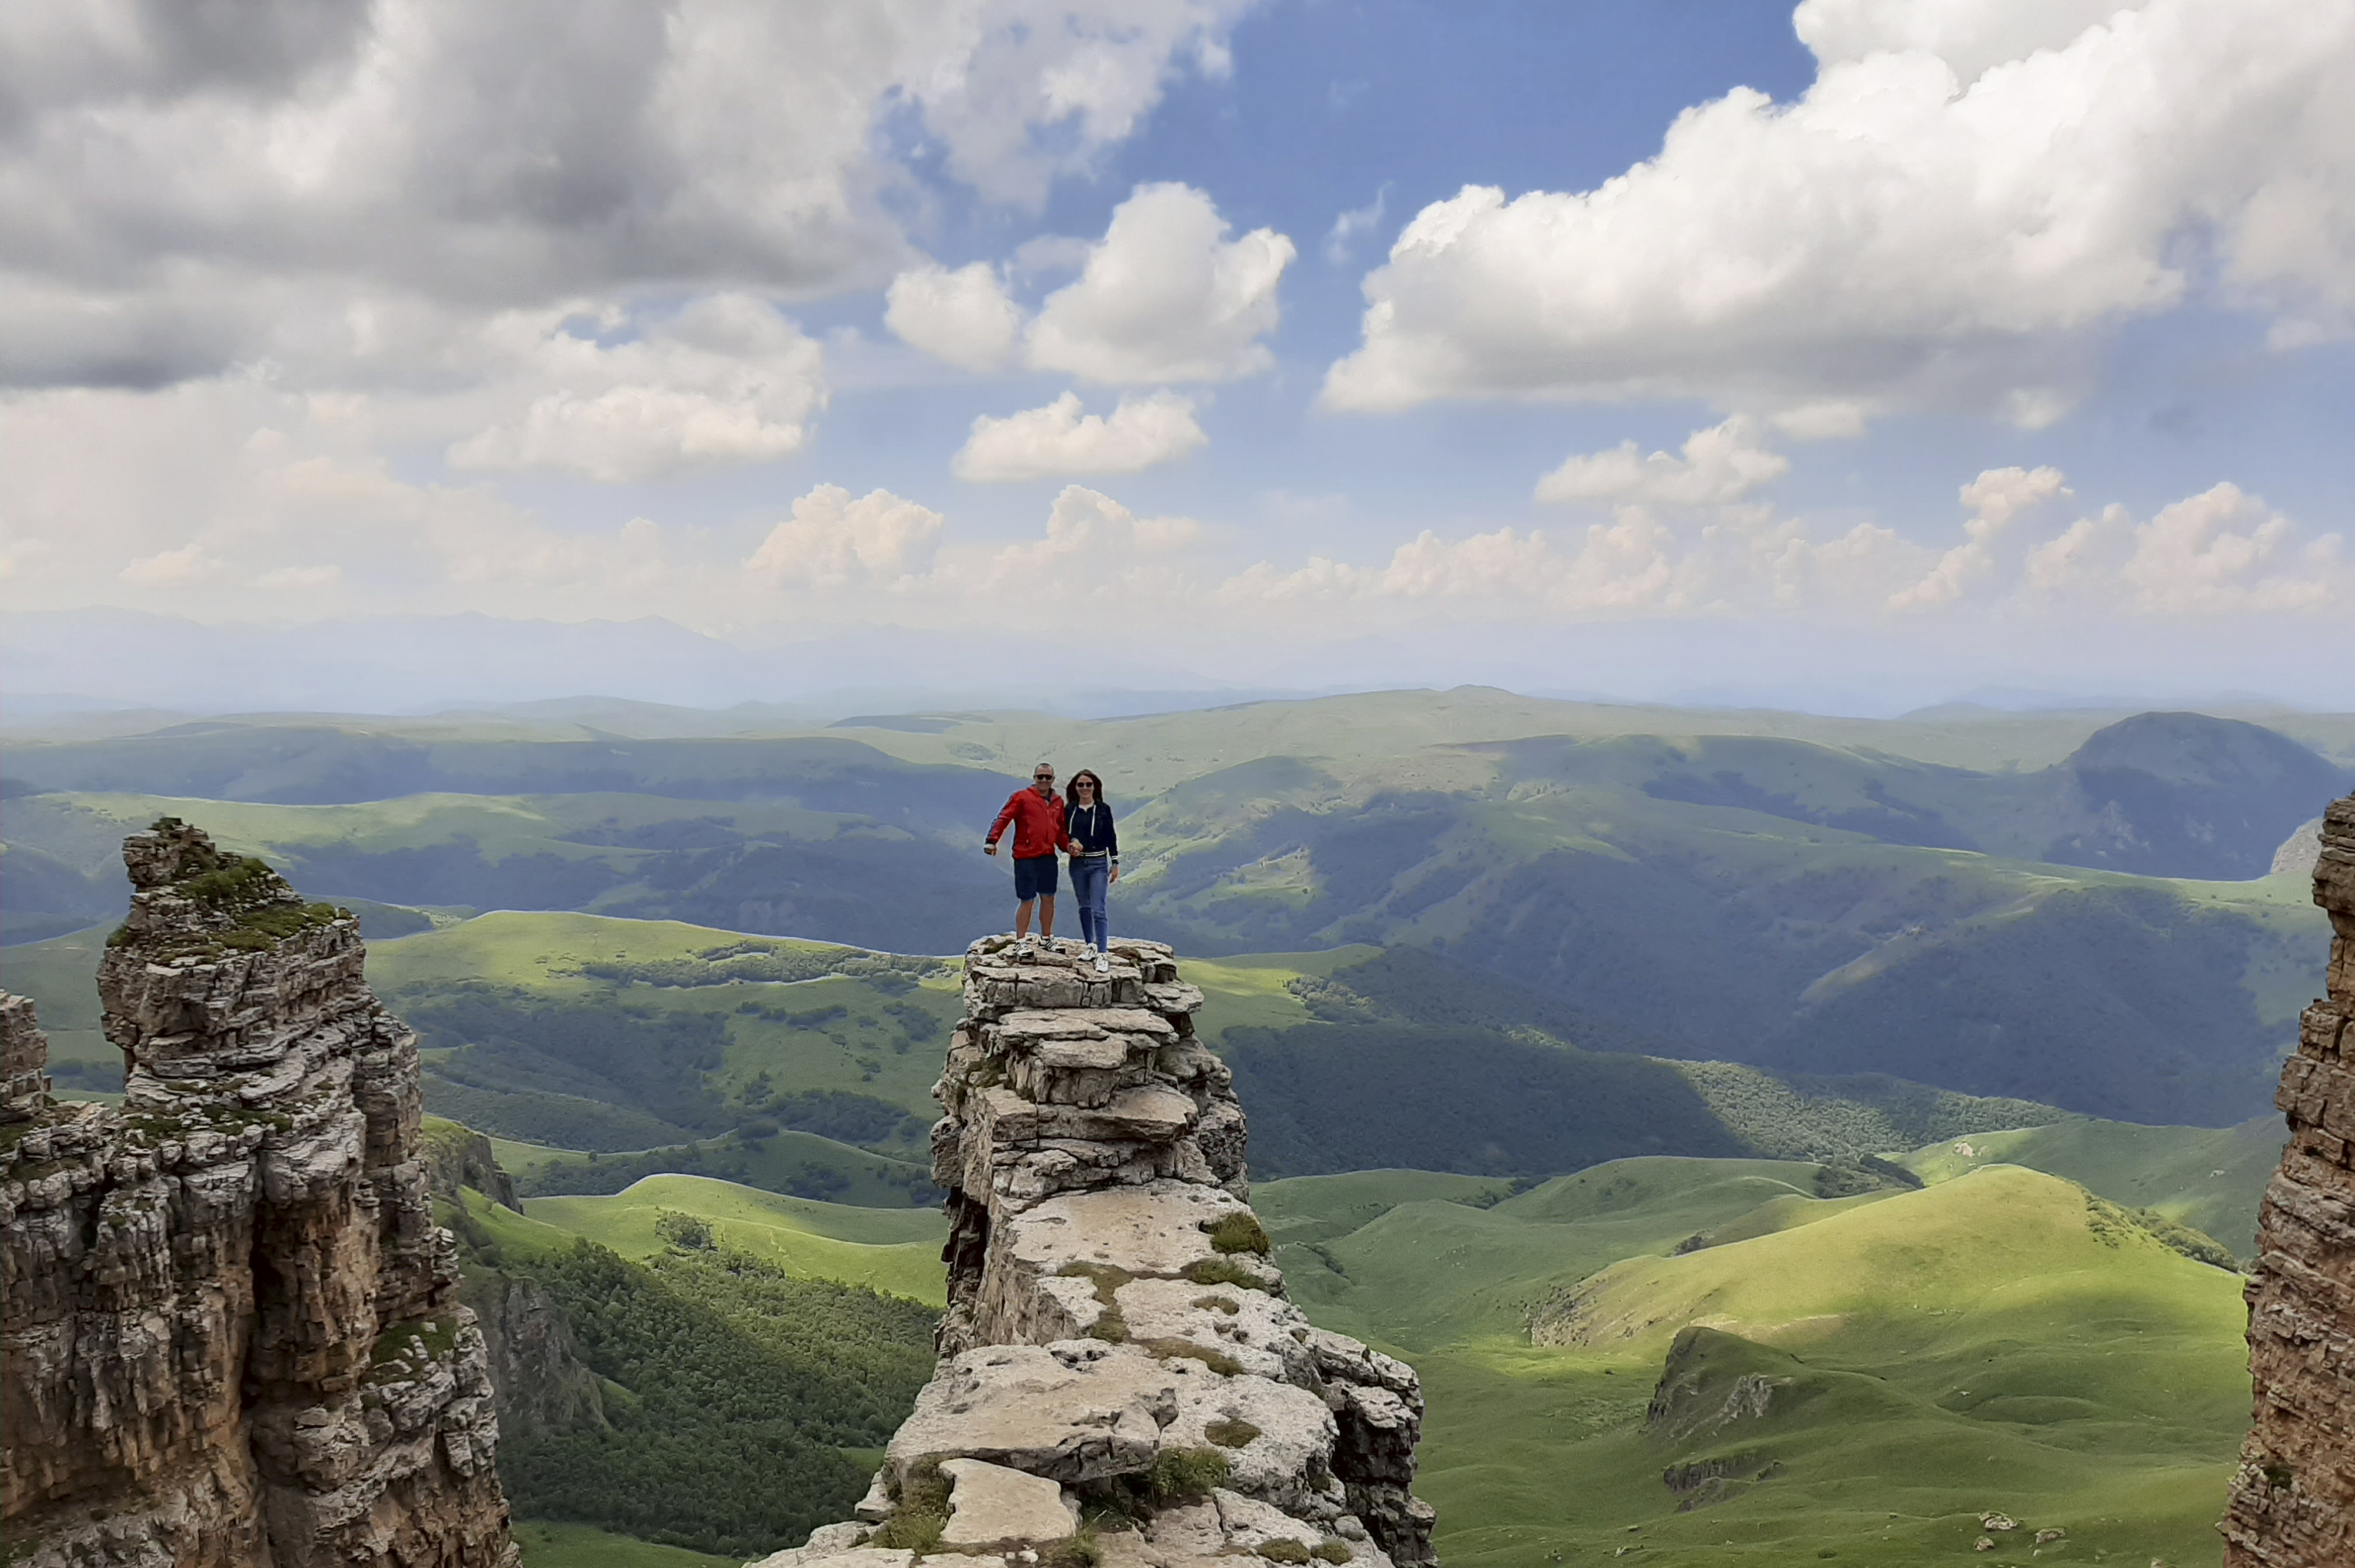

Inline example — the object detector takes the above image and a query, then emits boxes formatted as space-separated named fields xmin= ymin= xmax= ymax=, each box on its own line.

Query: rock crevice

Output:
xmin=1 ymin=820 xmax=515 ymax=1567
xmin=2224 ymin=792 xmax=2355 ymax=1566
xmin=761 ymin=936 xmax=1438 ymax=1568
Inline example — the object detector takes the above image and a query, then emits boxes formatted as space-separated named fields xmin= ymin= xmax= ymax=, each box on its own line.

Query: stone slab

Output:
xmin=1002 ymin=1182 xmax=1255 ymax=1280
xmin=887 ymin=1342 xmax=1185 ymax=1484
xmin=939 ymin=1457 xmax=1078 ymax=1547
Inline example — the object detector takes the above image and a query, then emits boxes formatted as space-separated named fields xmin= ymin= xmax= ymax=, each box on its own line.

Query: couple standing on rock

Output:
xmin=984 ymin=762 xmax=1120 ymax=973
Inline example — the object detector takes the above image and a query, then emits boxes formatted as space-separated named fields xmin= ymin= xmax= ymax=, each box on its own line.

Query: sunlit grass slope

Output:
xmin=1263 ymin=1160 xmax=2250 ymax=1568
xmin=1262 ymin=1158 xmax=1836 ymax=1347
xmin=519 ymin=1174 xmax=947 ymax=1305
xmin=1905 ymin=1115 xmax=2284 ymax=1257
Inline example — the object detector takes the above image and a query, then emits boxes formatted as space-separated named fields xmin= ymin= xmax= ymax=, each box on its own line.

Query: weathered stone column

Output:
xmin=757 ymin=934 xmax=1439 ymax=1568
xmin=1 ymin=992 xmax=49 ymax=1121
xmin=2222 ymin=793 xmax=2355 ymax=1566
xmin=2 ymin=820 xmax=515 ymax=1568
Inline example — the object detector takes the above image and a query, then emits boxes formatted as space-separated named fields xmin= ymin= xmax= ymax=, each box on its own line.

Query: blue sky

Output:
xmin=1 ymin=0 xmax=2349 ymax=711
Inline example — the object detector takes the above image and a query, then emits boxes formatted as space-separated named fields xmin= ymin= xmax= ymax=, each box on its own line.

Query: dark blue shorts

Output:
xmin=1013 ymin=854 xmax=1059 ymax=902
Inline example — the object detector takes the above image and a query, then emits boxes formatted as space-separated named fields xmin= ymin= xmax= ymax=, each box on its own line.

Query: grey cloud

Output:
xmin=0 ymin=0 xmax=374 ymax=128
xmin=0 ymin=0 xmax=1256 ymax=390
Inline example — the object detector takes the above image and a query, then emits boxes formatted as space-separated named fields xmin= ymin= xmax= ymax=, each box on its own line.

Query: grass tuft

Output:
xmin=1147 ymin=1447 xmax=1230 ymax=1506
xmin=1142 ymin=1338 xmax=1244 ymax=1376
xmin=1204 ymin=1211 xmax=1273 ymax=1256
xmin=1205 ymin=1417 xmax=1262 ymax=1449
xmin=1182 ymin=1257 xmax=1270 ymax=1292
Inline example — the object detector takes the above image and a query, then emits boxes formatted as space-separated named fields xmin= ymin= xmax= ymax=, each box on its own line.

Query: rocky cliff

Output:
xmin=2224 ymin=792 xmax=2355 ymax=1566
xmin=0 ymin=819 xmax=515 ymax=1567
xmin=755 ymin=936 xmax=1438 ymax=1568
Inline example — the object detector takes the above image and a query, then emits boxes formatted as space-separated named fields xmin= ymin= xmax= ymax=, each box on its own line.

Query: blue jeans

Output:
xmin=1069 ymin=857 xmax=1110 ymax=951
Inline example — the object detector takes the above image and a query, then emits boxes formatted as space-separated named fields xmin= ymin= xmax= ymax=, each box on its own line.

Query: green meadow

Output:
xmin=1904 ymin=1116 xmax=2284 ymax=1260
xmin=1257 ymin=1160 xmax=2250 ymax=1568
xmin=517 ymin=1174 xmax=947 ymax=1305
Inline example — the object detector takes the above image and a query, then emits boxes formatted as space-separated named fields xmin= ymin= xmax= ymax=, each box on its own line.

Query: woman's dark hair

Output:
xmin=1067 ymin=769 xmax=1107 ymax=805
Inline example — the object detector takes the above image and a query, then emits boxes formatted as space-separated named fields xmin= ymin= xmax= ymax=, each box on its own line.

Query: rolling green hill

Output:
xmin=1258 ymin=1159 xmax=2252 ymax=1568
xmin=1903 ymin=1114 xmax=2284 ymax=1259
xmin=517 ymin=1175 xmax=948 ymax=1305
xmin=4 ymin=696 xmax=2335 ymax=1123
xmin=0 ymin=908 xmax=2118 ymax=1198
xmin=461 ymin=1141 xmax=2263 ymax=1568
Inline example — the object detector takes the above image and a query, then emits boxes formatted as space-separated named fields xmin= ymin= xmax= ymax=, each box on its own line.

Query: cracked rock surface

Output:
xmin=1 ymin=820 xmax=515 ymax=1568
xmin=2224 ymin=792 xmax=2355 ymax=1567
xmin=756 ymin=935 xmax=1437 ymax=1568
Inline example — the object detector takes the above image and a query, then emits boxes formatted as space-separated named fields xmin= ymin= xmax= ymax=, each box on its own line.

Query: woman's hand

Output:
xmin=1110 ymin=865 xmax=1121 ymax=884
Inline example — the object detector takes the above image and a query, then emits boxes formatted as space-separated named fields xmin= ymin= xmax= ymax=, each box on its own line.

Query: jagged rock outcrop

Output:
xmin=2224 ymin=792 xmax=2355 ymax=1566
xmin=1 ymin=819 xmax=515 ymax=1567
xmin=456 ymin=1268 xmax=610 ymax=1441
xmin=755 ymin=936 xmax=1438 ymax=1568
xmin=3 ymin=992 xmax=52 ymax=1118
xmin=421 ymin=1118 xmax=523 ymax=1214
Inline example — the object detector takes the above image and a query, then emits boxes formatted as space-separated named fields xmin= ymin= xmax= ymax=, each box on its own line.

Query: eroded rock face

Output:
xmin=760 ymin=936 xmax=1437 ymax=1568
xmin=0 ymin=820 xmax=515 ymax=1567
xmin=2224 ymin=793 xmax=2355 ymax=1566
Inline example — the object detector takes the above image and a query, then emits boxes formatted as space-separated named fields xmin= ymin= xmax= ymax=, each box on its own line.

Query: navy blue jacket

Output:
xmin=1063 ymin=800 xmax=1119 ymax=862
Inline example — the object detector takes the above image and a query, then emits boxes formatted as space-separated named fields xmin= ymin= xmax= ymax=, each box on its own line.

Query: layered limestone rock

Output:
xmin=1 ymin=819 xmax=515 ymax=1567
xmin=756 ymin=936 xmax=1437 ymax=1568
xmin=2224 ymin=792 xmax=2355 ymax=1566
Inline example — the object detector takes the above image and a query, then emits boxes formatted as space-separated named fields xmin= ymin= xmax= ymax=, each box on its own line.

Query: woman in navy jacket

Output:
xmin=1062 ymin=769 xmax=1119 ymax=972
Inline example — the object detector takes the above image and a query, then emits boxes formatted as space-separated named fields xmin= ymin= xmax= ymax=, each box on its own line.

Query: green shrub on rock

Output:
xmin=1147 ymin=1447 xmax=1231 ymax=1505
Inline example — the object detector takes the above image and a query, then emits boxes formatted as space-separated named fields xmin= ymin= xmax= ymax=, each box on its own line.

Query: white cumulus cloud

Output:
xmin=885 ymin=262 xmax=1026 ymax=373
xmin=446 ymin=295 xmax=826 ymax=483
xmin=1888 ymin=465 xmax=2070 ymax=610
xmin=1536 ymin=416 xmax=1790 ymax=506
xmin=953 ymin=390 xmax=1206 ymax=481
xmin=970 ymin=485 xmax=1204 ymax=596
xmin=1027 ymin=183 xmax=1295 ymax=383
xmin=2024 ymin=482 xmax=2344 ymax=613
xmin=1323 ymin=0 xmax=2355 ymax=420
xmin=746 ymin=485 xmax=946 ymax=589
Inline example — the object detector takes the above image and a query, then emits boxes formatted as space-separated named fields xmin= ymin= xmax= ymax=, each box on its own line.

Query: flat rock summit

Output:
xmin=755 ymin=934 xmax=1439 ymax=1568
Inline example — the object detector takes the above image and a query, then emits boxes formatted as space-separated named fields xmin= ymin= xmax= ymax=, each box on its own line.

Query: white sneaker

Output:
xmin=1014 ymin=938 xmax=1034 ymax=958
xmin=1093 ymin=951 xmax=1110 ymax=975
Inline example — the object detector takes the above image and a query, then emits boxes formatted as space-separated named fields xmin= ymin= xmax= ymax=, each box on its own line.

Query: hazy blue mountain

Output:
xmin=2039 ymin=711 xmax=2353 ymax=878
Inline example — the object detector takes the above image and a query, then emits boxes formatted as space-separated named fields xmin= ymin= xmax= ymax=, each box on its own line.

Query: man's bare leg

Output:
xmin=1038 ymin=894 xmax=1057 ymax=942
xmin=1015 ymin=899 xmax=1035 ymax=938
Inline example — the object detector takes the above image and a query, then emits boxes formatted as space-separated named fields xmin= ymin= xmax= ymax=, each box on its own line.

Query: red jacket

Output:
xmin=988 ymin=787 xmax=1067 ymax=859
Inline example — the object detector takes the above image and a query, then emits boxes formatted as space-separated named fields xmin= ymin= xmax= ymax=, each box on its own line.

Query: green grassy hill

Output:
xmin=517 ymin=1174 xmax=947 ymax=1305
xmin=0 ymin=908 xmax=2115 ymax=1199
xmin=1259 ymin=1159 xmax=2252 ymax=1568
xmin=1904 ymin=1115 xmax=2284 ymax=1259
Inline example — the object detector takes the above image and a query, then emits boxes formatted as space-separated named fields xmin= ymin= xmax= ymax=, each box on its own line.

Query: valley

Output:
xmin=3 ymin=694 xmax=2340 ymax=1123
xmin=3 ymin=690 xmax=2343 ymax=1567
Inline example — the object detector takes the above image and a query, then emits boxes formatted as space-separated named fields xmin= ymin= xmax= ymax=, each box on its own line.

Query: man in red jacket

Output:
xmin=985 ymin=762 xmax=1068 ymax=949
